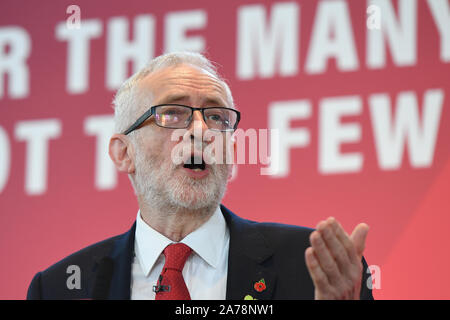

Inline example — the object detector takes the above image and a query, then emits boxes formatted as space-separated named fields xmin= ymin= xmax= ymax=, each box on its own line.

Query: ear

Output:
xmin=109 ymin=134 xmax=136 ymax=174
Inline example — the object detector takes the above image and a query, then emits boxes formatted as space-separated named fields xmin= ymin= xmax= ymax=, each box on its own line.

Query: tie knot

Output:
xmin=163 ymin=243 xmax=192 ymax=272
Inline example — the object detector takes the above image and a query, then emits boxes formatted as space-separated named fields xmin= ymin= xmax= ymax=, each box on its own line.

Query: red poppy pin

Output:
xmin=253 ymin=278 xmax=266 ymax=292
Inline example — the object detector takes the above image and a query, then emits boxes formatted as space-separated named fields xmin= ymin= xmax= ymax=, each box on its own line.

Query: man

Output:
xmin=27 ymin=52 xmax=373 ymax=300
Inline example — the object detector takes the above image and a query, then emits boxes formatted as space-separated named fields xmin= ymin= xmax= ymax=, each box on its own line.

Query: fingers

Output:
xmin=350 ymin=223 xmax=370 ymax=256
xmin=333 ymin=219 xmax=359 ymax=264
xmin=316 ymin=220 xmax=351 ymax=274
xmin=309 ymin=229 xmax=344 ymax=287
xmin=304 ymin=247 xmax=330 ymax=296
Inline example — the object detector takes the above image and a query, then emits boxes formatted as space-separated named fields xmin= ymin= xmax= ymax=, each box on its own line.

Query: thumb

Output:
xmin=350 ymin=223 xmax=370 ymax=256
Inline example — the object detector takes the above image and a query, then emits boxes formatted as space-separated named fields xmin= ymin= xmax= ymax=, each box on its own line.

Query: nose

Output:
xmin=187 ymin=110 xmax=208 ymax=143
xmin=187 ymin=110 xmax=209 ymax=136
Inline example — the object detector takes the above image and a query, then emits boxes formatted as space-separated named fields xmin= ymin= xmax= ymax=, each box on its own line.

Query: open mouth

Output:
xmin=183 ymin=155 xmax=206 ymax=171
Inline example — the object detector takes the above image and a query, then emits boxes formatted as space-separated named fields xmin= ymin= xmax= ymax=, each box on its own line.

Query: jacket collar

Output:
xmin=107 ymin=222 xmax=136 ymax=300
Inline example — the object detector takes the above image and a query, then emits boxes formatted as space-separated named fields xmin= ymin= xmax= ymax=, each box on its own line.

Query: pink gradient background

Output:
xmin=1 ymin=0 xmax=449 ymax=299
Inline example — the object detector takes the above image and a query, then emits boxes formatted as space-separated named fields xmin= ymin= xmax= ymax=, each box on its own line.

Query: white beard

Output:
xmin=132 ymin=145 xmax=229 ymax=213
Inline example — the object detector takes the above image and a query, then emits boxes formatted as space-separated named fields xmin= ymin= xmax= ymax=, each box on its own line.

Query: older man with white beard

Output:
xmin=27 ymin=52 xmax=373 ymax=300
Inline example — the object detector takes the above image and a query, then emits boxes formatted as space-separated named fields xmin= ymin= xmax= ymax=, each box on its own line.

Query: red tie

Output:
xmin=155 ymin=243 xmax=192 ymax=300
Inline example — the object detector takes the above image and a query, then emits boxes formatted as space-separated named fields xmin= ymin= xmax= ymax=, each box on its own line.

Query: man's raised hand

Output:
xmin=305 ymin=217 xmax=369 ymax=300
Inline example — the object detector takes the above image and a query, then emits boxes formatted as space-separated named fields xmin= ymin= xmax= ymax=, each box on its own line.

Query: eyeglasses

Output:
xmin=123 ymin=104 xmax=241 ymax=135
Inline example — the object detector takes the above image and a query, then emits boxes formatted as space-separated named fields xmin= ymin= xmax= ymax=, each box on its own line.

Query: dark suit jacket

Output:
xmin=27 ymin=205 xmax=373 ymax=300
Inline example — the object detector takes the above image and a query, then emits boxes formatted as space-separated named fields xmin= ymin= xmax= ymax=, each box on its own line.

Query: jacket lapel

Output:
xmin=221 ymin=205 xmax=277 ymax=300
xmin=106 ymin=222 xmax=136 ymax=300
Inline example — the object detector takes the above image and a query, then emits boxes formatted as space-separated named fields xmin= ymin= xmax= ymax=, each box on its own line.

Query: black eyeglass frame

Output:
xmin=122 ymin=104 xmax=241 ymax=135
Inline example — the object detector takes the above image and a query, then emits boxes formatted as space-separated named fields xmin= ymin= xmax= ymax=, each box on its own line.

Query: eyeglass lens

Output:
xmin=154 ymin=105 xmax=237 ymax=131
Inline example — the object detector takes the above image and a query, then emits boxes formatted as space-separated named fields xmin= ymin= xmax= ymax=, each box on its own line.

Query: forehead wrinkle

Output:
xmin=142 ymin=68 xmax=230 ymax=107
xmin=158 ymin=92 xmax=226 ymax=107
xmin=164 ymin=83 xmax=227 ymax=105
xmin=163 ymin=73 xmax=226 ymax=94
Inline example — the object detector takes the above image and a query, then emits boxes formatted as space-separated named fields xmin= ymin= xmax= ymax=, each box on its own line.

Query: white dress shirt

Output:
xmin=131 ymin=206 xmax=230 ymax=300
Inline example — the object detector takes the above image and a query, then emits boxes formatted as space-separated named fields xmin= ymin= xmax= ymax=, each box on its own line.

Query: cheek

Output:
xmin=139 ymin=128 xmax=175 ymax=159
xmin=154 ymin=137 xmax=183 ymax=168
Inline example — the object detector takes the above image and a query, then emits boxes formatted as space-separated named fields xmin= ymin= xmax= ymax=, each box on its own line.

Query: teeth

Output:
xmin=192 ymin=168 xmax=202 ymax=172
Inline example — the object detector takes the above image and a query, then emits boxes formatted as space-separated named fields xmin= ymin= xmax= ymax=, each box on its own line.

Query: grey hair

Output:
xmin=112 ymin=51 xmax=234 ymax=135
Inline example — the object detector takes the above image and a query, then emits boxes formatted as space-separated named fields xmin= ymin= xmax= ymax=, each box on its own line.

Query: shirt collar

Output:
xmin=134 ymin=206 xmax=228 ymax=277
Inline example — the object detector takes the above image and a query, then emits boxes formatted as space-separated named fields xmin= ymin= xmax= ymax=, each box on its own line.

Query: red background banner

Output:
xmin=0 ymin=0 xmax=449 ymax=299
